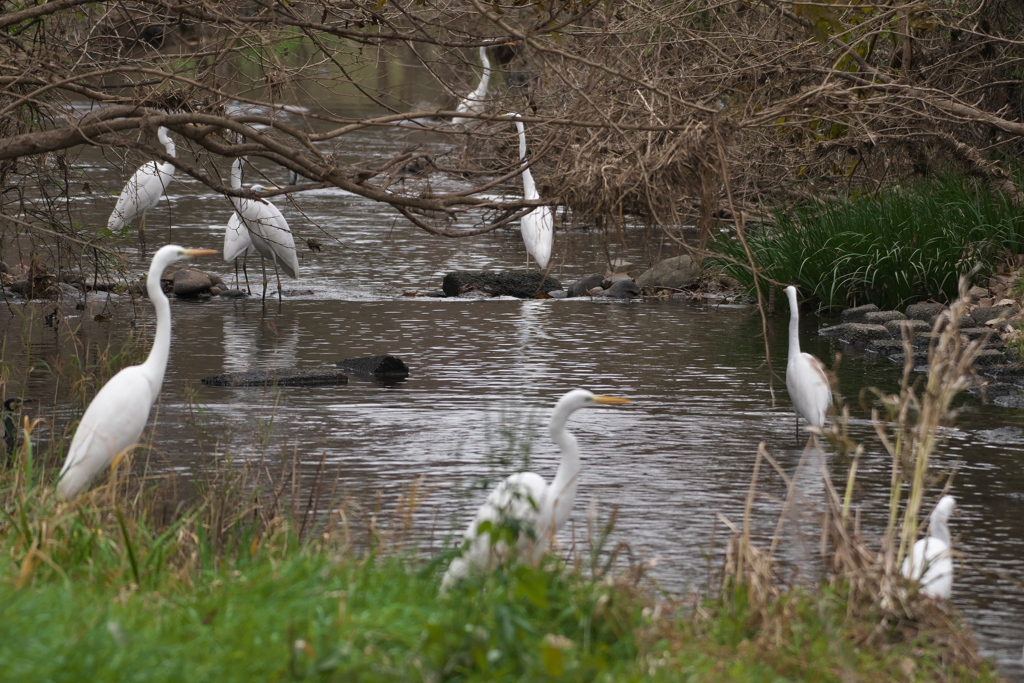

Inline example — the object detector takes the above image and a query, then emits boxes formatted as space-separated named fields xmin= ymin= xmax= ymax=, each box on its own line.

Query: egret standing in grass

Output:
xmin=57 ymin=245 xmax=216 ymax=499
xmin=2 ymin=397 xmax=22 ymax=463
xmin=902 ymin=495 xmax=957 ymax=600
xmin=452 ymin=46 xmax=492 ymax=126
xmin=507 ymin=112 xmax=553 ymax=271
xmin=441 ymin=389 xmax=632 ymax=590
xmin=107 ymin=126 xmax=176 ymax=256
xmin=229 ymin=158 xmax=299 ymax=304
xmin=785 ymin=285 xmax=832 ymax=440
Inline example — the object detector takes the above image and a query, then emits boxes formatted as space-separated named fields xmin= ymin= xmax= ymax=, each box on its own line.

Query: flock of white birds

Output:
xmin=51 ymin=49 xmax=955 ymax=600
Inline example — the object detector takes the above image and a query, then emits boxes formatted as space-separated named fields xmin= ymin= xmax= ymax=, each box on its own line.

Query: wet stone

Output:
xmin=173 ymin=268 xmax=213 ymax=298
xmin=961 ymin=327 xmax=993 ymax=341
xmin=885 ymin=318 xmax=931 ymax=338
xmin=818 ymin=322 xmax=890 ymax=343
xmin=635 ymin=255 xmax=700 ymax=291
xmin=888 ymin=350 xmax=930 ymax=366
xmin=600 ymin=278 xmax=642 ymax=299
xmin=866 ymin=339 xmax=905 ymax=355
xmin=863 ymin=310 xmax=906 ymax=325
xmin=905 ymin=302 xmax=945 ymax=321
xmin=568 ymin=273 xmax=603 ymax=297
xmin=972 ymin=306 xmax=1014 ymax=325
xmin=974 ymin=349 xmax=1008 ymax=366
xmin=840 ymin=303 xmax=879 ymax=323
xmin=994 ymin=394 xmax=1024 ymax=408
xmin=219 ymin=289 xmax=248 ymax=299
xmin=442 ymin=271 xmax=563 ymax=299
xmin=977 ymin=383 xmax=1023 ymax=399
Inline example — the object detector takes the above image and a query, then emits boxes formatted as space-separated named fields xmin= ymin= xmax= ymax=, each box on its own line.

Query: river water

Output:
xmin=4 ymin=112 xmax=1024 ymax=678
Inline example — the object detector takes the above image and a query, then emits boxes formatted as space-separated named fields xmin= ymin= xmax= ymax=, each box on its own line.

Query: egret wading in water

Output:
xmin=785 ymin=285 xmax=832 ymax=441
xmin=441 ymin=389 xmax=632 ymax=590
xmin=57 ymin=245 xmax=216 ymax=499
xmin=222 ymin=211 xmax=255 ymax=294
xmin=2 ymin=397 xmax=23 ymax=462
xmin=229 ymin=158 xmax=299 ymax=304
xmin=507 ymin=113 xmax=553 ymax=271
xmin=107 ymin=126 xmax=176 ymax=256
xmin=452 ymin=46 xmax=492 ymax=125
xmin=902 ymin=495 xmax=957 ymax=600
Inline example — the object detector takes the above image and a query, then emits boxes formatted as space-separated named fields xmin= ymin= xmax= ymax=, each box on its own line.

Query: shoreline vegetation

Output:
xmin=0 ymin=286 xmax=1003 ymax=681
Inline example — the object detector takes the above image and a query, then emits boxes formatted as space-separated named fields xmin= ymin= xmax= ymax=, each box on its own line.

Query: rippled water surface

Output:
xmin=6 ymin=118 xmax=1024 ymax=679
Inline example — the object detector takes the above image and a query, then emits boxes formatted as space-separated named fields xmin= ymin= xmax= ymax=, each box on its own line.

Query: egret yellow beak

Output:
xmin=593 ymin=395 xmax=632 ymax=405
xmin=184 ymin=249 xmax=217 ymax=257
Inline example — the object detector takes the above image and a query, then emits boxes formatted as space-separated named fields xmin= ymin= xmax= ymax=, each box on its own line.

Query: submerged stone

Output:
xmin=201 ymin=367 xmax=350 ymax=387
xmin=442 ymin=271 xmax=563 ymax=299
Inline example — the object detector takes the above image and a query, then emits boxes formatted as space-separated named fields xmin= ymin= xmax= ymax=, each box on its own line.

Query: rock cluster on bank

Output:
xmin=824 ymin=291 xmax=1024 ymax=403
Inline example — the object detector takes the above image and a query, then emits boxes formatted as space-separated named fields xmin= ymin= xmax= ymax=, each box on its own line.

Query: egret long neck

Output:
xmin=158 ymin=127 xmax=176 ymax=158
xmin=478 ymin=46 xmax=491 ymax=94
xmin=141 ymin=252 xmax=173 ymax=392
xmin=514 ymin=120 xmax=539 ymax=200
xmin=929 ymin=514 xmax=951 ymax=545
xmin=546 ymin=406 xmax=582 ymax=533
xmin=230 ymin=158 xmax=242 ymax=190
xmin=786 ymin=288 xmax=801 ymax=362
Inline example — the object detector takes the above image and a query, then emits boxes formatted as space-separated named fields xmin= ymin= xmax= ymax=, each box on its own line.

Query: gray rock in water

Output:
xmin=819 ymin=322 xmax=890 ymax=343
xmin=976 ymin=426 xmax=1023 ymax=441
xmin=905 ymin=302 xmax=945 ymax=321
xmin=635 ymin=255 xmax=700 ymax=291
xmin=547 ymin=289 xmax=567 ymax=299
xmin=442 ymin=271 xmax=562 ymax=299
xmin=219 ymin=288 xmax=248 ymax=299
xmin=866 ymin=339 xmax=905 ymax=355
xmin=336 ymin=355 xmax=409 ymax=378
xmin=568 ymin=274 xmax=603 ymax=297
xmin=600 ymin=278 xmax=641 ymax=299
xmin=994 ymin=394 xmax=1024 ymax=408
xmin=840 ymin=304 xmax=879 ymax=323
xmin=10 ymin=279 xmax=27 ymax=295
xmin=201 ymin=367 xmax=350 ymax=387
xmin=884 ymin=318 xmax=930 ymax=339
xmin=863 ymin=310 xmax=905 ymax=325
xmin=173 ymin=268 xmax=212 ymax=298
xmin=0 ymin=261 xmax=7 ymax=274
xmin=972 ymin=306 xmax=1014 ymax=325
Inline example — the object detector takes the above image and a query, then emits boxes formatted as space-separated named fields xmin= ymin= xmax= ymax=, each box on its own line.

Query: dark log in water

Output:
xmin=335 ymin=355 xmax=410 ymax=379
xmin=201 ymin=367 xmax=350 ymax=387
xmin=442 ymin=271 xmax=562 ymax=298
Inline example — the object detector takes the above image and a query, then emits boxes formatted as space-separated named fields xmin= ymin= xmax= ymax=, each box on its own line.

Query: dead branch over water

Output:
xmin=0 ymin=0 xmax=1022 ymax=258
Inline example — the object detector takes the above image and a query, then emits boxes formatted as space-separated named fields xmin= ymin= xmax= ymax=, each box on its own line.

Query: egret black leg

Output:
xmin=242 ymin=253 xmax=251 ymax=294
xmin=261 ymin=256 xmax=269 ymax=304
xmin=139 ymin=210 xmax=148 ymax=258
xmin=275 ymin=262 xmax=283 ymax=304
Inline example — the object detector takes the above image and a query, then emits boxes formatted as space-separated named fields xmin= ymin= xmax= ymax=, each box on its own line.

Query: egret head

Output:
xmin=931 ymin=495 xmax=957 ymax=524
xmin=154 ymin=245 xmax=217 ymax=268
xmin=555 ymin=388 xmax=632 ymax=414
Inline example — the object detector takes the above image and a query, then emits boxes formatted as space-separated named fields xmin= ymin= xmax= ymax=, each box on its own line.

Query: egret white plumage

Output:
xmin=57 ymin=245 xmax=216 ymax=499
xmin=507 ymin=112 xmax=553 ymax=271
xmin=223 ymin=212 xmax=255 ymax=294
xmin=784 ymin=285 xmax=832 ymax=440
xmin=441 ymin=389 xmax=631 ymax=590
xmin=452 ymin=46 xmax=492 ymax=125
xmin=229 ymin=158 xmax=299 ymax=303
xmin=902 ymin=495 xmax=957 ymax=600
xmin=107 ymin=127 xmax=176 ymax=255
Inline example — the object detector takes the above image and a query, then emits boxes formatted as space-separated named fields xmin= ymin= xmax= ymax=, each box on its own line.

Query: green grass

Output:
xmin=711 ymin=174 xmax=1024 ymax=311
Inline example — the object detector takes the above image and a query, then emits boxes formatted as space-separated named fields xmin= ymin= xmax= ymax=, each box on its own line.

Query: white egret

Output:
xmin=441 ymin=389 xmax=632 ymax=590
xmin=507 ymin=112 xmax=553 ymax=271
xmin=229 ymin=158 xmax=299 ymax=303
xmin=223 ymin=212 xmax=255 ymax=294
xmin=452 ymin=46 xmax=492 ymax=125
xmin=107 ymin=127 xmax=176 ymax=255
xmin=902 ymin=495 xmax=956 ymax=600
xmin=785 ymin=285 xmax=832 ymax=439
xmin=57 ymin=245 xmax=216 ymax=499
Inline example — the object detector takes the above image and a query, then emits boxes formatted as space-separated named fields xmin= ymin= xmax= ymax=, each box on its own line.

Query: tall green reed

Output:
xmin=712 ymin=174 xmax=1024 ymax=311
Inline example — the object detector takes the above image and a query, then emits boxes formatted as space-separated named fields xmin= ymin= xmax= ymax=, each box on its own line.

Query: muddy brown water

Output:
xmin=4 ymin=117 xmax=1024 ymax=678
